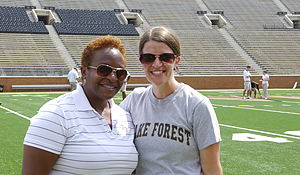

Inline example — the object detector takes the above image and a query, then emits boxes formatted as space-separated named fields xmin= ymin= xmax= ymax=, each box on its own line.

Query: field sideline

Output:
xmin=0 ymin=89 xmax=299 ymax=174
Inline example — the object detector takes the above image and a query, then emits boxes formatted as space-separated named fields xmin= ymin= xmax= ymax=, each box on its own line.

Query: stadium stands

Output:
xmin=0 ymin=6 xmax=49 ymax=34
xmin=0 ymin=0 xmax=32 ymax=7
xmin=53 ymin=9 xmax=139 ymax=36
xmin=0 ymin=0 xmax=299 ymax=77
xmin=280 ymin=0 xmax=300 ymax=14
xmin=122 ymin=0 xmax=260 ymax=75
xmin=0 ymin=33 xmax=69 ymax=76
xmin=38 ymin=0 xmax=120 ymax=10
xmin=228 ymin=29 xmax=300 ymax=74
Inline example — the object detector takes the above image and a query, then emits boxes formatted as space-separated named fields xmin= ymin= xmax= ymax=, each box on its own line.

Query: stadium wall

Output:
xmin=0 ymin=75 xmax=299 ymax=92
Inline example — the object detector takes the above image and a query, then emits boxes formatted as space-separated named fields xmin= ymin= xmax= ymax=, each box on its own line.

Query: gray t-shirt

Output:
xmin=120 ymin=83 xmax=221 ymax=175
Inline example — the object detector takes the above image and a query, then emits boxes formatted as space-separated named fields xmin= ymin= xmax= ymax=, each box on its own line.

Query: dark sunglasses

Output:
xmin=88 ymin=64 xmax=128 ymax=81
xmin=139 ymin=53 xmax=177 ymax=65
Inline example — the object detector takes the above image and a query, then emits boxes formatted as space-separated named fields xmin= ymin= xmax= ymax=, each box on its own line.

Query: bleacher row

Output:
xmin=53 ymin=9 xmax=139 ymax=36
xmin=0 ymin=33 xmax=69 ymax=76
xmin=53 ymin=22 xmax=138 ymax=36
xmin=0 ymin=6 xmax=48 ymax=34
xmin=56 ymin=9 xmax=120 ymax=24
xmin=0 ymin=6 xmax=139 ymax=36
xmin=0 ymin=0 xmax=300 ymax=76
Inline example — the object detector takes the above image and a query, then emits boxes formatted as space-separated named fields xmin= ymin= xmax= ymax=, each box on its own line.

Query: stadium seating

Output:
xmin=0 ymin=6 xmax=49 ymax=34
xmin=280 ymin=0 xmax=300 ymax=13
xmin=228 ymin=29 xmax=300 ymax=75
xmin=38 ymin=0 xmax=120 ymax=10
xmin=0 ymin=0 xmax=299 ymax=76
xmin=0 ymin=0 xmax=32 ymax=7
xmin=53 ymin=9 xmax=139 ymax=36
xmin=0 ymin=33 xmax=69 ymax=76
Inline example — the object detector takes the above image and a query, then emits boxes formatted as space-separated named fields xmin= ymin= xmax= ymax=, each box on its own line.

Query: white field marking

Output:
xmin=213 ymin=104 xmax=300 ymax=115
xmin=282 ymin=104 xmax=291 ymax=107
xmin=282 ymin=101 xmax=300 ymax=104
xmin=263 ymin=105 xmax=273 ymax=107
xmin=284 ymin=131 xmax=300 ymax=136
xmin=220 ymin=124 xmax=300 ymax=140
xmin=0 ymin=106 xmax=30 ymax=120
xmin=232 ymin=133 xmax=292 ymax=143
xmin=12 ymin=94 xmax=54 ymax=99
xmin=220 ymin=91 xmax=239 ymax=94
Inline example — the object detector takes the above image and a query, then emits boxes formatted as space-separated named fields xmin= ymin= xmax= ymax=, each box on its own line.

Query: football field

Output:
xmin=0 ymin=89 xmax=299 ymax=174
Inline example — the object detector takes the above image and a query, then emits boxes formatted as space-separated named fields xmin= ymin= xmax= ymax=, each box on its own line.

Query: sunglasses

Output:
xmin=139 ymin=53 xmax=177 ymax=65
xmin=88 ymin=64 xmax=128 ymax=81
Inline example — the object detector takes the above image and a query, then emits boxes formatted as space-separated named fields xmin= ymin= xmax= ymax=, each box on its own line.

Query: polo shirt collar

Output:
xmin=72 ymin=84 xmax=93 ymax=111
xmin=71 ymin=84 xmax=115 ymax=111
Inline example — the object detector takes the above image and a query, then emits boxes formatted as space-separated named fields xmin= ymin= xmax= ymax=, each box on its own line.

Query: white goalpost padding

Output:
xmin=293 ymin=82 xmax=298 ymax=89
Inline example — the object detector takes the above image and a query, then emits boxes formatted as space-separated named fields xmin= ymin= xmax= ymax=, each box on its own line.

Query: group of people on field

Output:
xmin=22 ymin=27 xmax=223 ymax=175
xmin=9 ymin=25 xmax=271 ymax=175
xmin=243 ymin=65 xmax=269 ymax=99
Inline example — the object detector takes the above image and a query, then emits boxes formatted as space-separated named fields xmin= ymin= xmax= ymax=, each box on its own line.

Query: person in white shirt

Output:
xmin=67 ymin=67 xmax=79 ymax=91
xmin=22 ymin=35 xmax=138 ymax=175
xmin=260 ymin=70 xmax=269 ymax=99
xmin=242 ymin=66 xmax=252 ymax=99
xmin=121 ymin=72 xmax=131 ymax=100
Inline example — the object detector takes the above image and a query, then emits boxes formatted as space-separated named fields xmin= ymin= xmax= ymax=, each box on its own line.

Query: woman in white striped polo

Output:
xmin=22 ymin=35 xmax=138 ymax=174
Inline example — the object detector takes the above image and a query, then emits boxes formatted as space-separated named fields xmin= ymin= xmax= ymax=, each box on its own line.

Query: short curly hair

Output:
xmin=81 ymin=35 xmax=126 ymax=67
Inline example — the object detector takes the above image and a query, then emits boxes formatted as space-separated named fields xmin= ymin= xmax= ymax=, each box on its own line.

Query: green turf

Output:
xmin=199 ymin=89 xmax=300 ymax=174
xmin=0 ymin=89 xmax=299 ymax=174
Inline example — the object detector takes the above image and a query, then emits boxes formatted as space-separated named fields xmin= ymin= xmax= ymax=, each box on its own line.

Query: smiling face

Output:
xmin=141 ymin=40 xmax=180 ymax=87
xmin=82 ymin=47 xmax=125 ymax=102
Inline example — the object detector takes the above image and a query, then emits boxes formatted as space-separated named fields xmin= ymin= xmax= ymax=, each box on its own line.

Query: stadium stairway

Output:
xmin=46 ymin=25 xmax=76 ymax=69
xmin=115 ymin=0 xmax=128 ymax=11
xmin=273 ymin=0 xmax=290 ymax=12
xmin=218 ymin=29 xmax=262 ymax=74
xmin=272 ymin=0 xmax=294 ymax=28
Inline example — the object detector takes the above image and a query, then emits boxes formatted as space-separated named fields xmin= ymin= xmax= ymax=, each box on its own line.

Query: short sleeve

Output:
xmin=192 ymin=97 xmax=221 ymax=150
xmin=24 ymin=103 xmax=67 ymax=154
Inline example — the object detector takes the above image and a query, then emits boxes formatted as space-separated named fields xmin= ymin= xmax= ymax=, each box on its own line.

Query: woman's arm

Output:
xmin=200 ymin=142 xmax=223 ymax=175
xmin=22 ymin=145 xmax=59 ymax=175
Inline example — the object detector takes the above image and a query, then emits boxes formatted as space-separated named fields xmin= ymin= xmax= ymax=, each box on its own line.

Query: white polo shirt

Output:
xmin=24 ymin=85 xmax=138 ymax=174
xmin=121 ymin=72 xmax=131 ymax=92
xmin=68 ymin=69 xmax=79 ymax=83
xmin=243 ymin=70 xmax=251 ymax=82
xmin=262 ymin=74 xmax=269 ymax=85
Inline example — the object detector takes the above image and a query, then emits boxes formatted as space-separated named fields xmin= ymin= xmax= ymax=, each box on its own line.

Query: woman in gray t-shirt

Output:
xmin=120 ymin=26 xmax=222 ymax=175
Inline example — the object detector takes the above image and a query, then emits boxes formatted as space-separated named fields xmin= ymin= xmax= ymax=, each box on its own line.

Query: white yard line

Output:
xmin=282 ymin=101 xmax=300 ymax=104
xmin=213 ymin=104 xmax=300 ymax=115
xmin=0 ymin=106 xmax=31 ymax=120
xmin=215 ymin=103 xmax=300 ymax=140
xmin=219 ymin=124 xmax=300 ymax=140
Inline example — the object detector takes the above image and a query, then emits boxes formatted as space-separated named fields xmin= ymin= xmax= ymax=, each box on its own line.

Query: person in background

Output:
xmin=242 ymin=65 xmax=252 ymax=99
xmin=121 ymin=72 xmax=131 ymax=100
xmin=120 ymin=26 xmax=222 ymax=175
xmin=260 ymin=70 xmax=269 ymax=99
xmin=68 ymin=67 xmax=79 ymax=91
xmin=250 ymin=81 xmax=262 ymax=98
xmin=22 ymin=35 xmax=138 ymax=174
